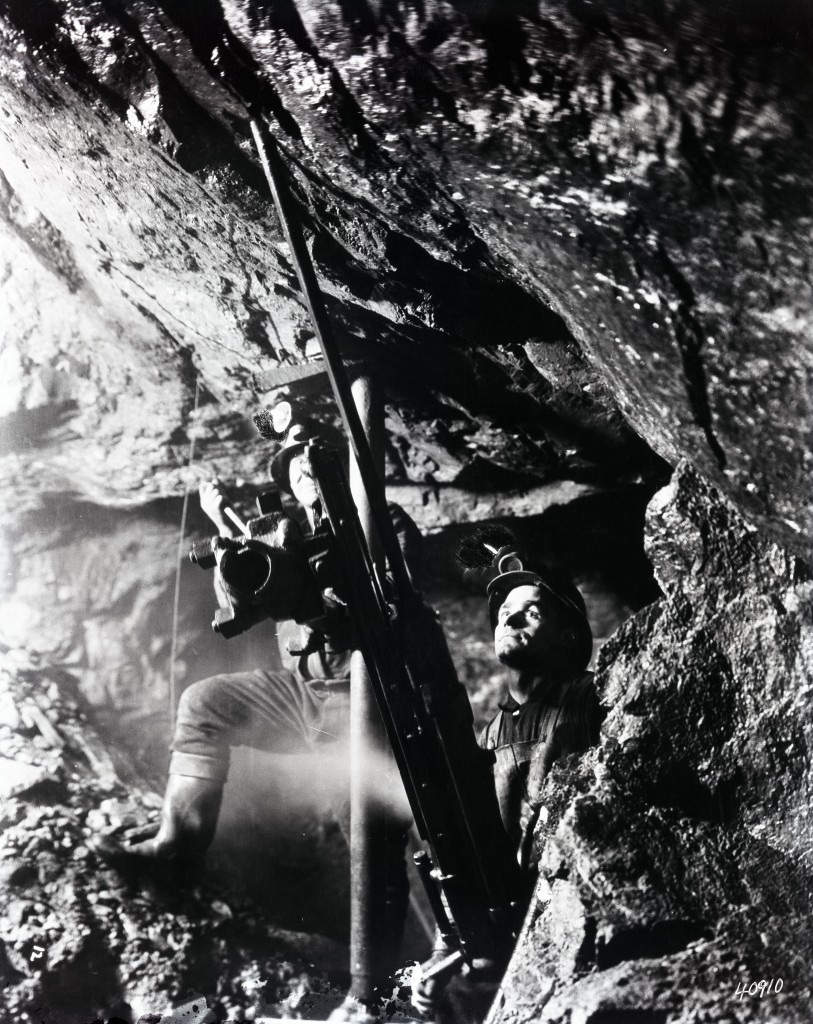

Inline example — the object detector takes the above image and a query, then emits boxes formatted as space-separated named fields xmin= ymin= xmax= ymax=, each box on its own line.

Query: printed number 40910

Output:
xmin=735 ymin=979 xmax=783 ymax=1000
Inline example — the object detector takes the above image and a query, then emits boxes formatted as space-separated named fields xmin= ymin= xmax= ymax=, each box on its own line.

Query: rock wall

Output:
xmin=0 ymin=653 xmax=353 ymax=1024
xmin=491 ymin=462 xmax=813 ymax=1024
xmin=0 ymin=0 xmax=660 ymax=523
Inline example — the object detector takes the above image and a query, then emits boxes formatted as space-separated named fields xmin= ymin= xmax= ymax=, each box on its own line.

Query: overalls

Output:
xmin=170 ymin=618 xmax=354 ymax=778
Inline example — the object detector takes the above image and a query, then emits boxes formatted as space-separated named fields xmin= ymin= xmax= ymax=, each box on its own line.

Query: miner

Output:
xmin=413 ymin=526 xmax=602 ymax=1018
xmin=478 ymin=534 xmax=600 ymax=867
xmin=96 ymin=416 xmax=419 ymax=981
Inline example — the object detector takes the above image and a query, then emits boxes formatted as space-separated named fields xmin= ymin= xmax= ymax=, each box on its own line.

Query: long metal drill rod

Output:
xmin=248 ymin=115 xmax=413 ymax=599
xmin=349 ymin=373 xmax=387 ymax=1004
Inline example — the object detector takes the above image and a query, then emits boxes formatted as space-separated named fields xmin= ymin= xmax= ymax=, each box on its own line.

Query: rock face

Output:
xmin=0 ymin=0 xmax=662 ymax=521
xmin=492 ymin=462 xmax=813 ymax=1023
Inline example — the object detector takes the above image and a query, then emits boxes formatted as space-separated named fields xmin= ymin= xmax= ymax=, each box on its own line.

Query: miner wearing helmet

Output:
xmin=413 ymin=526 xmax=602 ymax=1019
xmin=97 ymin=410 xmax=421 ymax=991
xmin=476 ymin=529 xmax=601 ymax=867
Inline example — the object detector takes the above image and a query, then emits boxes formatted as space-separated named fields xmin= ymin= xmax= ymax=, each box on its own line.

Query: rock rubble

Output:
xmin=0 ymin=654 xmax=351 ymax=1024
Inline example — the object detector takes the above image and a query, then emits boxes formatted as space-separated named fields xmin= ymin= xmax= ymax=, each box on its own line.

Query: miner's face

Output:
xmin=288 ymin=451 xmax=319 ymax=509
xmin=494 ymin=584 xmax=570 ymax=670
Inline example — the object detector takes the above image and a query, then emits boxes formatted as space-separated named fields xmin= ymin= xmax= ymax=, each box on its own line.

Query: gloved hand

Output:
xmin=411 ymin=938 xmax=460 ymax=1019
xmin=412 ymin=962 xmax=443 ymax=1020
xmin=412 ymin=949 xmax=501 ymax=1020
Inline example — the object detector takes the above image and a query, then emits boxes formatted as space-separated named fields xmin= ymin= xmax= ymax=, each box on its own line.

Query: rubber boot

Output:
xmin=94 ymin=773 xmax=223 ymax=877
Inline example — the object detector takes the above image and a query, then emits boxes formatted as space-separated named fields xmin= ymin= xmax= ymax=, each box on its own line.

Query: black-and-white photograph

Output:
xmin=0 ymin=2 xmax=811 ymax=1023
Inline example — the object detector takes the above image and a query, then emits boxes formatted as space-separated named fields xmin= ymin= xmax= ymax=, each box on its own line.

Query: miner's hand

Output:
xmin=413 ymin=952 xmax=501 ymax=1020
xmin=412 ymin=970 xmax=441 ymax=1020
xmin=412 ymin=939 xmax=462 ymax=1019
xmin=199 ymin=479 xmax=236 ymax=537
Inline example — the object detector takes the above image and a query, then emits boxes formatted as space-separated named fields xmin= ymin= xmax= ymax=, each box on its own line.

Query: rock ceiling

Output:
xmin=0 ymin=0 xmax=811 ymax=553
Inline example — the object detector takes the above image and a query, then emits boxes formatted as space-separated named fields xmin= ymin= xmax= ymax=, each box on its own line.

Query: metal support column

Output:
xmin=348 ymin=373 xmax=387 ymax=1006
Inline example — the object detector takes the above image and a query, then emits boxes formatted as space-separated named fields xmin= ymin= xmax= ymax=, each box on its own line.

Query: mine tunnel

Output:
xmin=0 ymin=2 xmax=811 ymax=1023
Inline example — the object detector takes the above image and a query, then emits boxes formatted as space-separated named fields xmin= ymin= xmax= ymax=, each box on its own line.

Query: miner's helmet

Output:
xmin=457 ymin=525 xmax=593 ymax=672
xmin=257 ymin=401 xmax=344 ymax=496
xmin=269 ymin=423 xmax=312 ymax=496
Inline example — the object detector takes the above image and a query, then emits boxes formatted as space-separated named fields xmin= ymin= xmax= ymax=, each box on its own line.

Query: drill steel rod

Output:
xmin=248 ymin=115 xmax=413 ymax=600
xmin=224 ymin=506 xmax=250 ymax=538
xmin=348 ymin=374 xmax=388 ymax=1003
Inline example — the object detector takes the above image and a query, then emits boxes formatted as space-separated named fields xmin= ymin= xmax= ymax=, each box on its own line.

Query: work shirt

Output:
xmin=478 ymin=672 xmax=602 ymax=862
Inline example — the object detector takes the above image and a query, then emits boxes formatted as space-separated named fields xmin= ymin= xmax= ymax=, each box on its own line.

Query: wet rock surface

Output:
xmin=1 ymin=1 xmax=811 ymax=554
xmin=0 ymin=0 xmax=661 ymax=525
xmin=492 ymin=463 xmax=813 ymax=1023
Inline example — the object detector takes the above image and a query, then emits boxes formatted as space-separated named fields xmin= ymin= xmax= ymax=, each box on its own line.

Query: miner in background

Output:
xmin=475 ymin=527 xmax=600 ymax=870
xmin=413 ymin=526 xmax=602 ymax=1018
xmin=96 ymin=415 xmax=421 ymax=984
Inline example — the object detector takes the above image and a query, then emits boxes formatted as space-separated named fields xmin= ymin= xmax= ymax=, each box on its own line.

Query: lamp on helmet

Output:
xmin=457 ymin=525 xmax=593 ymax=672
xmin=255 ymin=404 xmax=345 ymax=497
xmin=268 ymin=423 xmax=312 ymax=495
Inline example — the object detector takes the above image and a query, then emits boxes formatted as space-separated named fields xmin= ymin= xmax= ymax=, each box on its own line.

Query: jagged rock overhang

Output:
xmin=0 ymin=0 xmax=656 ymax=525
xmin=3 ymin=0 xmax=811 ymax=557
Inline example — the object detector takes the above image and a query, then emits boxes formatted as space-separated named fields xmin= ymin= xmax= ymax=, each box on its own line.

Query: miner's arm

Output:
xmin=199 ymin=479 xmax=239 ymax=539
xmin=387 ymin=501 xmax=424 ymax=588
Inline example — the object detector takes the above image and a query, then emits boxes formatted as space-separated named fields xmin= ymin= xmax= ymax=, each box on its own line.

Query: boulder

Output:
xmin=492 ymin=462 xmax=813 ymax=1022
